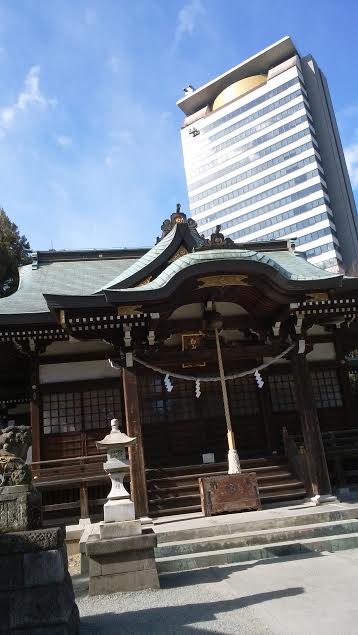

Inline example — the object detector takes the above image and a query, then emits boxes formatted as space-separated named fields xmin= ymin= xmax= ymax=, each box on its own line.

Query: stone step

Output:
xmin=156 ymin=530 xmax=358 ymax=574
xmin=155 ymin=518 xmax=358 ymax=558
xmin=156 ymin=506 xmax=358 ymax=544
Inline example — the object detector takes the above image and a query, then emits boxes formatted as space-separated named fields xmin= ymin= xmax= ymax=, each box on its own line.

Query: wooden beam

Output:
xmin=291 ymin=350 xmax=332 ymax=497
xmin=138 ymin=344 xmax=288 ymax=367
xmin=162 ymin=316 xmax=262 ymax=333
xmin=122 ymin=368 xmax=149 ymax=518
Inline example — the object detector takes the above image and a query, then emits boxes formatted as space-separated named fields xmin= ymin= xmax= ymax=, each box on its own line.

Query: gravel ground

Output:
xmin=73 ymin=549 xmax=358 ymax=635
xmin=68 ymin=553 xmax=81 ymax=577
xmin=74 ymin=565 xmax=271 ymax=635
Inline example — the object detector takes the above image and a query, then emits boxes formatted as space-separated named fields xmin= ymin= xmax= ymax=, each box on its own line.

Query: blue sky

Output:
xmin=1 ymin=0 xmax=358 ymax=250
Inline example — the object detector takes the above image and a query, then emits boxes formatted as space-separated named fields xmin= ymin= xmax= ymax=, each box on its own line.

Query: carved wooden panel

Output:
xmin=199 ymin=472 xmax=261 ymax=516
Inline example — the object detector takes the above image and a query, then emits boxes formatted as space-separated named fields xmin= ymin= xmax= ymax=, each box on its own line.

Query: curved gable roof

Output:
xmin=102 ymin=248 xmax=343 ymax=305
xmin=0 ymin=254 xmax=140 ymax=321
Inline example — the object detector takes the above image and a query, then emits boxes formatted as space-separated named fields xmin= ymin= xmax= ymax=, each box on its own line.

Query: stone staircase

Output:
xmin=155 ymin=506 xmax=358 ymax=574
xmin=147 ymin=456 xmax=307 ymax=517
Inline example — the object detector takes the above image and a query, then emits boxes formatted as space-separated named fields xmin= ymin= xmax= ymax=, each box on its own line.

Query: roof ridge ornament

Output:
xmin=156 ymin=203 xmax=187 ymax=242
xmin=156 ymin=203 xmax=201 ymax=243
xmin=195 ymin=225 xmax=240 ymax=251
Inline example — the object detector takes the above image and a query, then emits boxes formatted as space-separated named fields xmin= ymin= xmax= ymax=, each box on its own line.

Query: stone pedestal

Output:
xmin=0 ymin=527 xmax=79 ymax=634
xmin=86 ymin=527 xmax=159 ymax=595
xmin=0 ymin=485 xmax=42 ymax=532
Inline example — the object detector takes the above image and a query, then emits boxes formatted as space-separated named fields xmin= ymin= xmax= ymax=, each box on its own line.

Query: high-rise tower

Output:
xmin=177 ymin=37 xmax=358 ymax=273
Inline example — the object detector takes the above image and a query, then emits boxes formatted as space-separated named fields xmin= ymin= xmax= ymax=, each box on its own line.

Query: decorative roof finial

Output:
xmin=155 ymin=203 xmax=203 ymax=245
xmin=157 ymin=203 xmax=187 ymax=241
xmin=195 ymin=225 xmax=239 ymax=251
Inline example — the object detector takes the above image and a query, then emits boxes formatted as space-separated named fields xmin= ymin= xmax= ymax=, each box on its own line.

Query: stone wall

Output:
xmin=0 ymin=526 xmax=79 ymax=634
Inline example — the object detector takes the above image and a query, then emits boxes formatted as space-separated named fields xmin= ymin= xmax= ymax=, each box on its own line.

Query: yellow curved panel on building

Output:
xmin=212 ymin=75 xmax=267 ymax=111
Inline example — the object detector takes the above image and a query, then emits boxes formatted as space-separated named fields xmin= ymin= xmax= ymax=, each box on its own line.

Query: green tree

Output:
xmin=0 ymin=209 xmax=31 ymax=298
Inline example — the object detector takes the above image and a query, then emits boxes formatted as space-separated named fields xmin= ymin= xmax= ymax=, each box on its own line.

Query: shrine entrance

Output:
xmin=138 ymin=370 xmax=269 ymax=469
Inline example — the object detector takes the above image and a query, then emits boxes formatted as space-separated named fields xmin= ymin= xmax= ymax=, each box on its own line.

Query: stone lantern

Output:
xmin=85 ymin=418 xmax=160 ymax=594
xmin=96 ymin=418 xmax=139 ymax=539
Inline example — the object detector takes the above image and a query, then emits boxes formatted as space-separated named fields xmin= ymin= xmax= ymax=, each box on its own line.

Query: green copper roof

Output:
xmin=119 ymin=248 xmax=341 ymax=292
xmin=0 ymin=257 xmax=137 ymax=316
xmin=0 ymin=225 xmax=344 ymax=322
xmin=98 ymin=226 xmax=177 ymax=291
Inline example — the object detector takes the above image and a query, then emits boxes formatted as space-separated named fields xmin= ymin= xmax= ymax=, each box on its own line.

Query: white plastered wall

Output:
xmin=39 ymin=359 xmax=121 ymax=384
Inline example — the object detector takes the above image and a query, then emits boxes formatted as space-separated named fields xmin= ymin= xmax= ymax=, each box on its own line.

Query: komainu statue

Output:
xmin=0 ymin=425 xmax=32 ymax=486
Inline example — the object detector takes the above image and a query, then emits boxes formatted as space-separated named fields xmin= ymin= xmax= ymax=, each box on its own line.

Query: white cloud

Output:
xmin=0 ymin=65 xmax=55 ymax=133
xmin=54 ymin=134 xmax=72 ymax=148
xmin=345 ymin=136 xmax=358 ymax=188
xmin=173 ymin=0 xmax=205 ymax=50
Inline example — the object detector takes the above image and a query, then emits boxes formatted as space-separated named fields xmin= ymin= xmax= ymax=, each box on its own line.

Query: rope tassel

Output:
xmin=228 ymin=448 xmax=241 ymax=474
xmin=164 ymin=374 xmax=173 ymax=392
xmin=195 ymin=379 xmax=201 ymax=398
xmin=254 ymin=369 xmax=264 ymax=388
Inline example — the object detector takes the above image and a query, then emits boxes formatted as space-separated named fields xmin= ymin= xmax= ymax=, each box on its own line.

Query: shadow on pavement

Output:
xmin=80 ymin=587 xmax=304 ymax=634
xmin=160 ymin=548 xmax=322 ymax=589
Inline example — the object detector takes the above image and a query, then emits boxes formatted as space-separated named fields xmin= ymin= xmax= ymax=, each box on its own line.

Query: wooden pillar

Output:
xmin=122 ymin=367 xmax=149 ymax=518
xmin=79 ymin=484 xmax=89 ymax=519
xmin=30 ymin=355 xmax=41 ymax=466
xmin=291 ymin=350 xmax=332 ymax=498
xmin=334 ymin=332 xmax=354 ymax=428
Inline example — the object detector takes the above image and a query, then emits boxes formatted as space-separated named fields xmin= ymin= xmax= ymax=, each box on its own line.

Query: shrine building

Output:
xmin=1 ymin=208 xmax=358 ymax=523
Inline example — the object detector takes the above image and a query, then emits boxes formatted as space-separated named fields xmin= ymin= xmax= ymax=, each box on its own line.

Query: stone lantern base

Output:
xmin=86 ymin=525 xmax=159 ymax=595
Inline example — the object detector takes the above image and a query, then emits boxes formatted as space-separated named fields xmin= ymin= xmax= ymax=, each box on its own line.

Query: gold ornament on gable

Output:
xmin=197 ymin=274 xmax=249 ymax=288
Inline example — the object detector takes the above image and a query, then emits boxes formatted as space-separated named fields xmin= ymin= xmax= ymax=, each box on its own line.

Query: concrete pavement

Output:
xmin=75 ymin=548 xmax=358 ymax=634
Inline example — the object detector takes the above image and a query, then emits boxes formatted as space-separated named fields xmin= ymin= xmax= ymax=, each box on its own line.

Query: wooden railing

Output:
xmin=31 ymin=454 xmax=110 ymax=521
xmin=323 ymin=429 xmax=358 ymax=488
xmin=282 ymin=427 xmax=313 ymax=496
xmin=283 ymin=427 xmax=358 ymax=490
